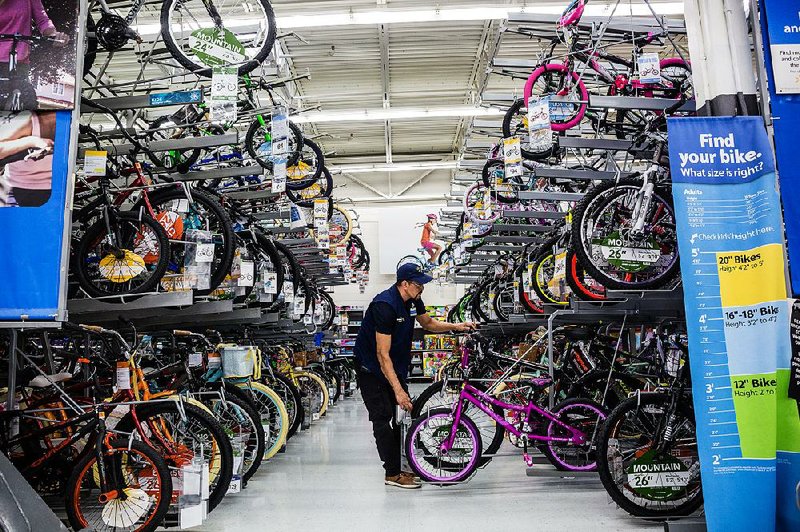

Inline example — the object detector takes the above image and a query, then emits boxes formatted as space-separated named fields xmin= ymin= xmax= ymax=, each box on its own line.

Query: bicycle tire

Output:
xmin=523 ymin=63 xmax=589 ymax=132
xmin=160 ymin=0 xmax=277 ymax=77
xmin=286 ymin=166 xmax=333 ymax=206
xmin=205 ymin=384 xmax=266 ymax=483
xmin=287 ymin=138 xmax=325 ymax=188
xmin=235 ymin=381 xmax=289 ymax=460
xmin=116 ymin=400 xmax=233 ymax=512
xmin=405 ymin=407 xmax=483 ymax=485
xmin=502 ymin=98 xmax=559 ymax=160
xmin=295 ymin=371 xmax=329 ymax=419
xmin=571 ymin=179 xmax=679 ymax=290
xmin=74 ymin=210 xmax=170 ymax=298
xmin=262 ymin=372 xmax=304 ymax=438
xmin=141 ymin=186 xmax=235 ymax=295
xmin=597 ymin=393 xmax=703 ymax=517
xmin=245 ymin=116 xmax=303 ymax=169
xmin=540 ymin=398 xmax=607 ymax=471
xmin=411 ymin=380 xmax=505 ymax=461
xmin=66 ymin=438 xmax=172 ymax=532
xmin=565 ymin=249 xmax=606 ymax=301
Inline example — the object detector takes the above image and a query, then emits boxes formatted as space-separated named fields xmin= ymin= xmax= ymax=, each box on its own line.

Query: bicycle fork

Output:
xmin=630 ymin=172 xmax=655 ymax=235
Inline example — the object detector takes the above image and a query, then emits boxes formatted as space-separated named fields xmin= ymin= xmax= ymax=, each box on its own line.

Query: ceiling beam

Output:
xmin=378 ymin=23 xmax=393 ymax=165
xmin=340 ymin=172 xmax=391 ymax=199
xmin=394 ymin=169 xmax=435 ymax=198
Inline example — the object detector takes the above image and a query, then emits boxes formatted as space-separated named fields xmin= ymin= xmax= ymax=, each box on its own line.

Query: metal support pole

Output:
xmin=6 ymin=330 xmax=17 ymax=413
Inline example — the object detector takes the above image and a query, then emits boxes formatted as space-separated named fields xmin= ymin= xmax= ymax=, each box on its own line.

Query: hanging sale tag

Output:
xmin=210 ymin=67 xmax=238 ymax=123
xmin=195 ymin=243 xmax=215 ymax=263
xmin=116 ymin=362 xmax=131 ymax=390
xmin=503 ymin=136 xmax=524 ymax=178
xmin=263 ymin=272 xmax=278 ymax=294
xmin=189 ymin=352 xmax=203 ymax=367
xmin=637 ymin=53 xmax=661 ymax=84
xmin=207 ymin=353 xmax=221 ymax=369
xmin=527 ymin=96 xmax=553 ymax=152
xmin=84 ymin=150 xmax=108 ymax=177
xmin=238 ymin=261 xmax=254 ymax=287
xmin=272 ymin=160 xmax=287 ymax=193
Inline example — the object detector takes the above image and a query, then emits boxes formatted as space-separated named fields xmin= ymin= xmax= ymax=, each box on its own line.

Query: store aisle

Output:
xmin=198 ymin=394 xmax=661 ymax=532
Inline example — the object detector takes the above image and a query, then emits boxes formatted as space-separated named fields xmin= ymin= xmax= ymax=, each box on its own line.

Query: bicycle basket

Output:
xmin=222 ymin=346 xmax=258 ymax=379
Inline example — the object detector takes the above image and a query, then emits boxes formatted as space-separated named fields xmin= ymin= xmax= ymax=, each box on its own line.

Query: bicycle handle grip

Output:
xmin=80 ymin=324 xmax=105 ymax=333
xmin=173 ymin=330 xmax=193 ymax=337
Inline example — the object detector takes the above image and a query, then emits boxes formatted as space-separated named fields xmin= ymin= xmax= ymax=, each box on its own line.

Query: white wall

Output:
xmin=332 ymin=202 xmax=464 ymax=307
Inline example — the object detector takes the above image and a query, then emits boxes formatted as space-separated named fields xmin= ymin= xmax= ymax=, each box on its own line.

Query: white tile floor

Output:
xmin=197 ymin=392 xmax=663 ymax=532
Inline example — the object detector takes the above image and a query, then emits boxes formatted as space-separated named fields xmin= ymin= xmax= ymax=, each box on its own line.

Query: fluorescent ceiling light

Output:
xmin=133 ymin=4 xmax=684 ymax=36
xmin=292 ymin=106 xmax=503 ymax=124
xmin=335 ymin=161 xmax=459 ymax=173
xmin=277 ymin=4 xmax=684 ymax=29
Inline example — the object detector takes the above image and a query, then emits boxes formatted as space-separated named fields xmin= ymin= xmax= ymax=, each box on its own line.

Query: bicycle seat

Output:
xmin=27 ymin=372 xmax=72 ymax=388
xmin=559 ymin=327 xmax=593 ymax=342
xmin=528 ymin=376 xmax=553 ymax=388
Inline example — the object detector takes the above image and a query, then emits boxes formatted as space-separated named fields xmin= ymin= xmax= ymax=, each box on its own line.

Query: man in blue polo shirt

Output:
xmin=354 ymin=263 xmax=476 ymax=489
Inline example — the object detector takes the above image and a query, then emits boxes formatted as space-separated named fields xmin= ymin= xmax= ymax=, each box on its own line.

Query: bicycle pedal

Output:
xmin=523 ymin=453 xmax=534 ymax=467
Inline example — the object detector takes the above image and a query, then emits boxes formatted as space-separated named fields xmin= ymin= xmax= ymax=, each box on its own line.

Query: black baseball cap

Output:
xmin=397 ymin=263 xmax=433 ymax=284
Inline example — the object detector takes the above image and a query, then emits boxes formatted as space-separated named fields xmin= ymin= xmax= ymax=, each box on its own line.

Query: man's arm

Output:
xmin=376 ymin=332 xmax=413 ymax=411
xmin=416 ymin=313 xmax=475 ymax=333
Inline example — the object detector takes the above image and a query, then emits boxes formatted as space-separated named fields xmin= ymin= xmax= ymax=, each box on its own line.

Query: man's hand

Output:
xmin=452 ymin=322 xmax=478 ymax=333
xmin=395 ymin=388 xmax=413 ymax=412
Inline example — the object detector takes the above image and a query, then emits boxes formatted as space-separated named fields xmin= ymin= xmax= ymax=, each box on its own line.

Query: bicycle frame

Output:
xmin=441 ymin=383 xmax=588 ymax=453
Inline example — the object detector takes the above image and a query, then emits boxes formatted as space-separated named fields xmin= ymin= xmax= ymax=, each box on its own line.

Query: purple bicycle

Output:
xmin=405 ymin=335 xmax=607 ymax=484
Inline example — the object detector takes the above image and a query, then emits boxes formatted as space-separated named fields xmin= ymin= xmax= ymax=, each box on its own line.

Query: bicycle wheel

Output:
xmin=286 ymin=166 xmax=333 ymax=206
xmin=412 ymin=380 xmax=505 ymax=461
xmin=523 ymin=63 xmax=588 ymax=132
xmin=262 ymin=372 xmax=304 ymax=438
xmin=481 ymin=159 xmax=523 ymax=203
xmin=206 ymin=389 xmax=265 ymax=483
xmin=325 ymin=205 xmax=353 ymax=248
xmin=397 ymin=255 xmax=426 ymax=270
xmin=246 ymin=116 xmax=303 ymax=169
xmin=597 ymin=393 xmax=702 ymax=517
xmin=572 ymin=179 xmax=679 ymax=290
xmin=160 ymin=0 xmax=277 ymax=77
xmin=143 ymin=187 xmax=235 ymax=295
xmin=540 ymin=398 xmax=607 ymax=471
xmin=405 ymin=407 xmax=483 ymax=485
xmin=116 ymin=401 xmax=233 ymax=513
xmin=295 ymin=371 xmax=329 ymax=419
xmin=502 ymin=98 xmax=558 ymax=160
xmin=287 ymin=138 xmax=325 ymax=188
xmin=75 ymin=210 xmax=170 ymax=297
xmin=66 ymin=438 xmax=172 ymax=532
xmin=531 ymin=241 xmax=571 ymax=305
xmin=235 ymin=381 xmax=289 ymax=459
xmin=565 ymin=249 xmax=606 ymax=301
xmin=146 ymin=116 xmax=202 ymax=172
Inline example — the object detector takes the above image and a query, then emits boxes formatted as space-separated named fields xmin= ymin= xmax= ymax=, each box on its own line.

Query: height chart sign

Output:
xmin=668 ymin=116 xmax=800 ymax=531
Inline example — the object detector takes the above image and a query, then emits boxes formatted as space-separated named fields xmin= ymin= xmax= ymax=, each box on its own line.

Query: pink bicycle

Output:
xmin=508 ymin=0 xmax=692 ymax=158
xmin=405 ymin=334 xmax=607 ymax=484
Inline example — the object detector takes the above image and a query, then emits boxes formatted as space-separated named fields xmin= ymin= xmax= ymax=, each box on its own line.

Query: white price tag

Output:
xmin=175 ymin=199 xmax=190 ymax=213
xmin=238 ymin=261 xmax=254 ymax=287
xmin=116 ymin=362 xmax=131 ymax=390
xmin=195 ymin=243 xmax=215 ymax=263
xmin=314 ymin=199 xmax=329 ymax=219
xmin=272 ymin=161 xmax=287 ymax=193
xmin=503 ymin=136 xmax=522 ymax=164
xmin=272 ymin=138 xmax=289 ymax=156
xmin=272 ymin=110 xmax=290 ymax=139
xmin=553 ymin=251 xmax=567 ymax=281
xmin=84 ymin=150 xmax=107 ymax=177
xmin=189 ymin=352 xmax=203 ymax=367
xmin=637 ymin=53 xmax=661 ymax=84
xmin=208 ymin=353 xmax=221 ymax=369
xmin=263 ymin=272 xmax=278 ymax=294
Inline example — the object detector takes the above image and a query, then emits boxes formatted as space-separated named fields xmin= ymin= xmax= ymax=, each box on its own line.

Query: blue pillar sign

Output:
xmin=761 ymin=0 xmax=800 ymax=295
xmin=668 ymin=116 xmax=800 ymax=531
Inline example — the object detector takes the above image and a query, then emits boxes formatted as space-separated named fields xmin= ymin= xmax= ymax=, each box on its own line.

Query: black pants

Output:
xmin=358 ymin=370 xmax=408 ymax=477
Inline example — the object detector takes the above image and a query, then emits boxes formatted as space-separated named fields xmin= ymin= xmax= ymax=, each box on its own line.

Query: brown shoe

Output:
xmin=385 ymin=473 xmax=421 ymax=489
xmin=401 ymin=471 xmax=422 ymax=485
